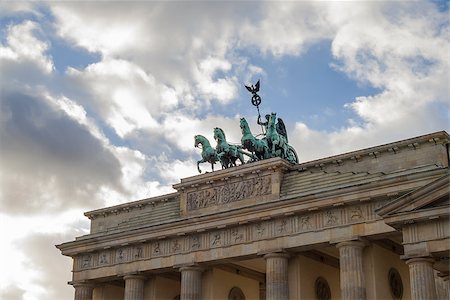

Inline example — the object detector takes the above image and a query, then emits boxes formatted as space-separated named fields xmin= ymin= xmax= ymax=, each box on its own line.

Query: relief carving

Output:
xmin=299 ymin=215 xmax=312 ymax=230
xmin=116 ymin=248 xmax=128 ymax=262
xmin=172 ymin=239 xmax=181 ymax=252
xmin=325 ymin=210 xmax=338 ymax=226
xmin=350 ymin=206 xmax=364 ymax=221
xmin=153 ymin=242 xmax=161 ymax=255
xmin=187 ymin=176 xmax=271 ymax=210
xmin=231 ymin=228 xmax=244 ymax=243
xmin=255 ymin=222 xmax=266 ymax=237
xmin=134 ymin=246 xmax=143 ymax=259
xmin=191 ymin=235 xmax=200 ymax=249
xmin=278 ymin=219 xmax=288 ymax=234
xmin=211 ymin=233 xmax=221 ymax=246
xmin=99 ymin=252 xmax=109 ymax=265
xmin=82 ymin=254 xmax=92 ymax=268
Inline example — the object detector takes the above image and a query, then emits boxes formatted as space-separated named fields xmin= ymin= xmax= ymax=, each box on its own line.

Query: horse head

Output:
xmin=194 ymin=135 xmax=200 ymax=147
xmin=213 ymin=127 xmax=226 ymax=141
xmin=269 ymin=112 xmax=277 ymax=126
xmin=194 ymin=135 xmax=208 ymax=148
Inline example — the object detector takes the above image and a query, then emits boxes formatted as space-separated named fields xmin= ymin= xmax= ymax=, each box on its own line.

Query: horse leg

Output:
xmin=197 ymin=159 xmax=205 ymax=173
xmin=238 ymin=152 xmax=245 ymax=165
xmin=272 ymin=141 xmax=277 ymax=157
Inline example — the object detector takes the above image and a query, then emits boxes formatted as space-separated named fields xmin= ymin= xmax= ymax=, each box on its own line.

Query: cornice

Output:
xmin=294 ymin=130 xmax=449 ymax=171
xmin=84 ymin=192 xmax=179 ymax=220
xmin=376 ymin=173 xmax=449 ymax=217
xmin=173 ymin=156 xmax=291 ymax=193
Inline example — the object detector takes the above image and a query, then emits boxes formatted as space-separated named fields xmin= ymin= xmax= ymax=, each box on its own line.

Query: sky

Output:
xmin=0 ymin=1 xmax=449 ymax=299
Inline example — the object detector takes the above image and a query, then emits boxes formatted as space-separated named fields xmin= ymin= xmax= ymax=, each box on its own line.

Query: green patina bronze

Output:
xmin=194 ymin=134 xmax=219 ymax=173
xmin=213 ymin=127 xmax=252 ymax=169
xmin=239 ymin=117 xmax=270 ymax=161
xmin=194 ymin=81 xmax=299 ymax=173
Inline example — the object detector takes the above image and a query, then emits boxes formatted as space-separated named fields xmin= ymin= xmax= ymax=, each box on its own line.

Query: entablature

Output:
xmin=57 ymin=165 xmax=446 ymax=258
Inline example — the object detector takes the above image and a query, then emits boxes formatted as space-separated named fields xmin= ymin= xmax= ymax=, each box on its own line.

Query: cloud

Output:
xmin=15 ymin=232 xmax=77 ymax=300
xmin=0 ymin=1 xmax=38 ymax=17
xmin=0 ymin=20 xmax=54 ymax=88
xmin=49 ymin=2 xmax=256 ymax=114
xmin=0 ymin=285 xmax=25 ymax=300
xmin=66 ymin=59 xmax=164 ymax=138
xmin=0 ymin=90 xmax=123 ymax=214
xmin=240 ymin=1 xmax=335 ymax=57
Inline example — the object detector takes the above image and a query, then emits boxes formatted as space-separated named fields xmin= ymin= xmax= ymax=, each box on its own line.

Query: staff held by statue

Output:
xmin=245 ymin=80 xmax=266 ymax=135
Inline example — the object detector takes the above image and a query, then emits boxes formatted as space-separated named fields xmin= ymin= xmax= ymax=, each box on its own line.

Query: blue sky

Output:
xmin=1 ymin=1 xmax=449 ymax=299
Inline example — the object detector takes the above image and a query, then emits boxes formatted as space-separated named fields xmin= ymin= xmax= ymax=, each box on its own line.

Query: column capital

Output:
xmin=72 ymin=281 xmax=95 ymax=300
xmin=263 ymin=251 xmax=290 ymax=260
xmin=336 ymin=240 xmax=366 ymax=249
xmin=70 ymin=281 xmax=95 ymax=288
xmin=179 ymin=264 xmax=203 ymax=273
xmin=405 ymin=257 xmax=435 ymax=265
xmin=123 ymin=274 xmax=147 ymax=281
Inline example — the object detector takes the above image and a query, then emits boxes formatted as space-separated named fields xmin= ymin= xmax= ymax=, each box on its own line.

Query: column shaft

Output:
xmin=337 ymin=241 xmax=366 ymax=300
xmin=406 ymin=258 xmax=437 ymax=300
xmin=73 ymin=283 xmax=94 ymax=300
xmin=180 ymin=266 xmax=202 ymax=300
xmin=124 ymin=275 xmax=146 ymax=300
xmin=264 ymin=252 xmax=289 ymax=300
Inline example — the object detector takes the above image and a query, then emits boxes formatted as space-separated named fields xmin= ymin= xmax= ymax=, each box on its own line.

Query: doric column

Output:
xmin=406 ymin=257 xmax=437 ymax=300
xmin=73 ymin=283 xmax=94 ymax=300
xmin=264 ymin=252 xmax=289 ymax=300
xmin=336 ymin=241 xmax=366 ymax=300
xmin=124 ymin=274 xmax=146 ymax=300
xmin=180 ymin=265 xmax=203 ymax=300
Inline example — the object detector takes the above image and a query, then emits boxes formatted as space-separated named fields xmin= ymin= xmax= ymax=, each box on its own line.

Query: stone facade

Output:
xmin=57 ymin=131 xmax=450 ymax=300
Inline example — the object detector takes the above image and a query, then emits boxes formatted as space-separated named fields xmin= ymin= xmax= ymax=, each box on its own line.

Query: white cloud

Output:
xmin=195 ymin=56 xmax=238 ymax=104
xmin=0 ymin=1 xmax=39 ymax=17
xmin=0 ymin=20 xmax=54 ymax=78
xmin=240 ymin=1 xmax=335 ymax=57
xmin=66 ymin=59 xmax=166 ymax=137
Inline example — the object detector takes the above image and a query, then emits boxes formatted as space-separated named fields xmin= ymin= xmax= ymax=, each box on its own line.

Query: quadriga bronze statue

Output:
xmin=194 ymin=80 xmax=298 ymax=171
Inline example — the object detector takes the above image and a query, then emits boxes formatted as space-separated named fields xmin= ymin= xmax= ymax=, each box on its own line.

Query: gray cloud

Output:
xmin=0 ymin=90 xmax=123 ymax=214
xmin=14 ymin=231 xmax=77 ymax=300
xmin=0 ymin=285 xmax=25 ymax=300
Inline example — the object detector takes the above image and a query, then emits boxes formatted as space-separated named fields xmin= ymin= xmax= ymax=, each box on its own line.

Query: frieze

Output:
xmin=75 ymin=201 xmax=382 ymax=271
xmin=186 ymin=176 xmax=271 ymax=211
